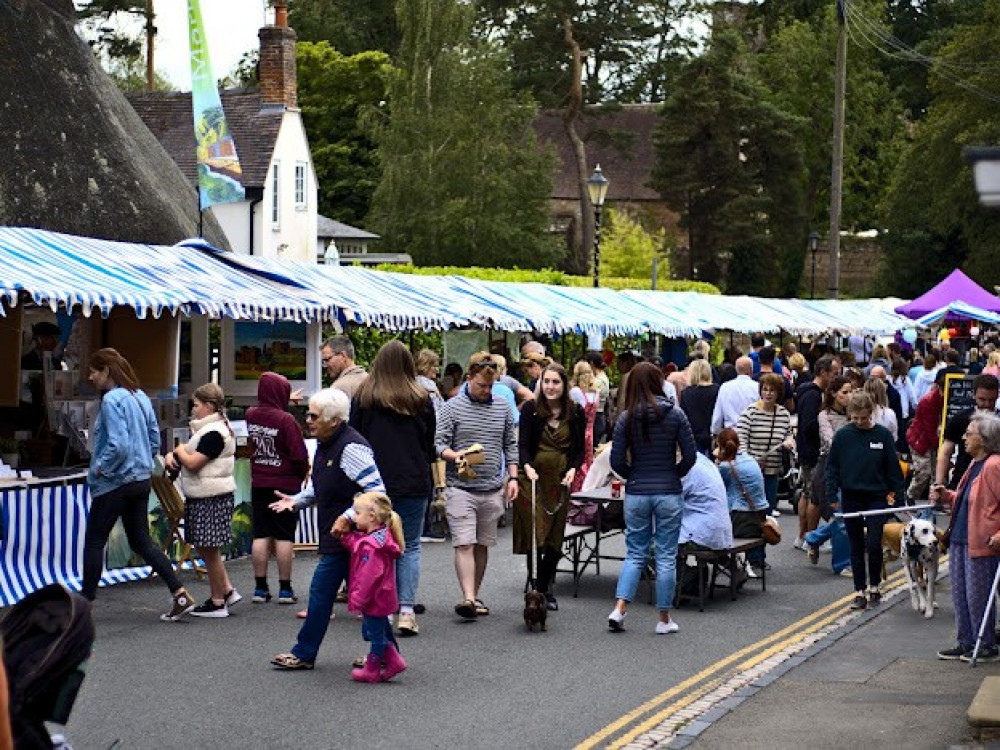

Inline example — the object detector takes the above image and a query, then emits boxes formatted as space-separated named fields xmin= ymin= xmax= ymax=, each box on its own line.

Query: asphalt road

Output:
xmin=64 ymin=509 xmax=870 ymax=749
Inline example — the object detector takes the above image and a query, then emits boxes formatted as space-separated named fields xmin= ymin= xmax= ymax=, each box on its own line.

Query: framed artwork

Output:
xmin=220 ymin=320 xmax=321 ymax=401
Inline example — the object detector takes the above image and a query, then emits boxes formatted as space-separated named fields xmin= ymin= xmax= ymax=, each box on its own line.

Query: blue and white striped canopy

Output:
xmin=0 ymin=227 xmax=322 ymax=321
xmin=914 ymin=300 xmax=1000 ymax=327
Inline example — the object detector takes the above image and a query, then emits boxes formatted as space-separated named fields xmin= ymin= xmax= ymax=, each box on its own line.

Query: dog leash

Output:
xmin=834 ymin=503 xmax=935 ymax=519
xmin=529 ymin=476 xmax=538 ymax=591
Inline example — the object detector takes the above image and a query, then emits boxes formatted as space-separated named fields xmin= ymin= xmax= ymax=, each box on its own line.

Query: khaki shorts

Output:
xmin=445 ymin=486 xmax=506 ymax=547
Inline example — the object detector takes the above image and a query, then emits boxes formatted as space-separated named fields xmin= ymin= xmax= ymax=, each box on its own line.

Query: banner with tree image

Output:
xmin=188 ymin=0 xmax=245 ymax=209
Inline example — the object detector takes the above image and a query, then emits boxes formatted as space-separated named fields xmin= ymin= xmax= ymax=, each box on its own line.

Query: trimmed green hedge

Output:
xmin=372 ymin=264 xmax=720 ymax=294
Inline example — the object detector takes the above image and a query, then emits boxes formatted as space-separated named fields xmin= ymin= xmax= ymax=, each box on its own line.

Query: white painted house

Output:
xmin=128 ymin=5 xmax=317 ymax=263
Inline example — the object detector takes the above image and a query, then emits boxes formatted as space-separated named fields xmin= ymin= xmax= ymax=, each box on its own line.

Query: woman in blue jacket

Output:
xmin=82 ymin=348 xmax=196 ymax=621
xmin=608 ymin=362 xmax=697 ymax=634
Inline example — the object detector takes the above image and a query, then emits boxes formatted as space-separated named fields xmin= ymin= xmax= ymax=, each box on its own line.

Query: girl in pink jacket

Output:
xmin=341 ymin=492 xmax=405 ymax=682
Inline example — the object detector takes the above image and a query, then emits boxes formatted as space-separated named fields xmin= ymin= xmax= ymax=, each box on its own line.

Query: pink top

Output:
xmin=341 ymin=526 xmax=402 ymax=616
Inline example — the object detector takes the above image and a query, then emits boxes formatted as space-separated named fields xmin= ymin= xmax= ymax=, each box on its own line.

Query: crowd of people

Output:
xmin=79 ymin=328 xmax=1000 ymax=679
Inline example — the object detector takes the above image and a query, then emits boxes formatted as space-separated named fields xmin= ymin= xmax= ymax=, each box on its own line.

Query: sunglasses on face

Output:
xmin=471 ymin=359 xmax=497 ymax=371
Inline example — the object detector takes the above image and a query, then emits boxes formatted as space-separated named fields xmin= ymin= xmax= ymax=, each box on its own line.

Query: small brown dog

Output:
xmin=523 ymin=590 xmax=547 ymax=632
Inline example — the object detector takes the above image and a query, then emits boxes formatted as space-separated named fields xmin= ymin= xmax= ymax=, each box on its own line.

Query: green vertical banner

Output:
xmin=188 ymin=0 xmax=245 ymax=209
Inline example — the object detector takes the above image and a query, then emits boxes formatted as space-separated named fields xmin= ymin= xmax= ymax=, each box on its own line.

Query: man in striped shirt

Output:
xmin=435 ymin=352 xmax=519 ymax=621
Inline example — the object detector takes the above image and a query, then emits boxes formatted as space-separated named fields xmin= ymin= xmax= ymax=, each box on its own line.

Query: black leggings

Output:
xmin=82 ymin=479 xmax=182 ymax=600
xmin=841 ymin=491 xmax=887 ymax=593
xmin=534 ymin=547 xmax=562 ymax=593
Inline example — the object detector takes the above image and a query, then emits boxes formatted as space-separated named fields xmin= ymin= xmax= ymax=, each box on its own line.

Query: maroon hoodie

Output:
xmin=245 ymin=372 xmax=309 ymax=493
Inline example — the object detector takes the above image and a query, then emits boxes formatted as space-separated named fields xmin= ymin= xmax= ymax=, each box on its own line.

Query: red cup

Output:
xmin=611 ymin=479 xmax=623 ymax=499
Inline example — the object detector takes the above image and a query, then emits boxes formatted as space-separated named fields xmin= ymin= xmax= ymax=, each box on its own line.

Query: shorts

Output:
xmin=184 ymin=492 xmax=235 ymax=547
xmin=445 ymin=486 xmax=505 ymax=547
xmin=251 ymin=486 xmax=299 ymax=541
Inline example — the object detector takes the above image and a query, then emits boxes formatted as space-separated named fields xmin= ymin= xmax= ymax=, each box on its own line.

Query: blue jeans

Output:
xmin=362 ymin=614 xmax=397 ymax=658
xmin=394 ymin=495 xmax=428 ymax=609
xmin=763 ymin=474 xmax=778 ymax=513
xmin=805 ymin=519 xmax=851 ymax=574
xmin=292 ymin=550 xmax=350 ymax=664
xmin=615 ymin=492 xmax=684 ymax=611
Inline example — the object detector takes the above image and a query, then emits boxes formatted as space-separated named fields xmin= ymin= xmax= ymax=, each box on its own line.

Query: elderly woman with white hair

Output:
xmin=269 ymin=387 xmax=386 ymax=670
xmin=932 ymin=412 xmax=1000 ymax=662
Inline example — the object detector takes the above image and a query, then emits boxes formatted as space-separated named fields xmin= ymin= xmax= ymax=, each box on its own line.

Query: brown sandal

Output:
xmin=474 ymin=599 xmax=490 ymax=616
xmin=271 ymin=652 xmax=314 ymax=670
xmin=455 ymin=599 xmax=478 ymax=619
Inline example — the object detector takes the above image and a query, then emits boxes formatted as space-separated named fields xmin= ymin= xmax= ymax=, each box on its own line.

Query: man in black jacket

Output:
xmin=794 ymin=355 xmax=837 ymax=549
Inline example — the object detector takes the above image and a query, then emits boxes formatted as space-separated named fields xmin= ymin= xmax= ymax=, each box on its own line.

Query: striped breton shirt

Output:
xmin=735 ymin=403 xmax=792 ymax=476
xmin=435 ymin=384 xmax=517 ymax=492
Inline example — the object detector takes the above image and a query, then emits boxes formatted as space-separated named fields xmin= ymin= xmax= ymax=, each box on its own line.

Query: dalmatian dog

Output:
xmin=901 ymin=518 xmax=940 ymax=619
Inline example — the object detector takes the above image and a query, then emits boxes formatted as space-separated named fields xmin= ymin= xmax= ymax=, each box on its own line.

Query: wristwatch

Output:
xmin=506 ymin=476 xmax=518 ymax=484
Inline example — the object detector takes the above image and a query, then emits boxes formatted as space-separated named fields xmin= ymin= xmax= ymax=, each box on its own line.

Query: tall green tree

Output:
xmin=650 ymin=29 xmax=807 ymax=294
xmin=367 ymin=0 xmax=560 ymax=268
xmin=288 ymin=0 xmax=400 ymax=56
xmin=878 ymin=0 xmax=1000 ymax=296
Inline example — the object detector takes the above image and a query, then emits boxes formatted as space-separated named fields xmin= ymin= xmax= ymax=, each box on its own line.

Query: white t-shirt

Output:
xmin=570 ymin=386 xmax=599 ymax=409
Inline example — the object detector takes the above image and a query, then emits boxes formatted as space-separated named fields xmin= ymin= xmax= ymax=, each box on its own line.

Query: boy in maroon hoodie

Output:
xmin=246 ymin=372 xmax=310 ymax=603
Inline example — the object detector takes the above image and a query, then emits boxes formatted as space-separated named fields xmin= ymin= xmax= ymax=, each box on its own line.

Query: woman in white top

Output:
xmin=889 ymin=357 xmax=916 ymax=420
xmin=863 ymin=377 xmax=898 ymax=442
xmin=569 ymin=360 xmax=600 ymax=492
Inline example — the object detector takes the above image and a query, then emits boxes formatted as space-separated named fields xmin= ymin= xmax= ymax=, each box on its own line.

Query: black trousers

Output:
xmin=841 ymin=490 xmax=888 ymax=593
xmin=82 ymin=479 xmax=182 ymax=599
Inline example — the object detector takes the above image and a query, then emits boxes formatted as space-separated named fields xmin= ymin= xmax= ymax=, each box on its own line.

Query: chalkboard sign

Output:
xmin=939 ymin=374 xmax=975 ymax=443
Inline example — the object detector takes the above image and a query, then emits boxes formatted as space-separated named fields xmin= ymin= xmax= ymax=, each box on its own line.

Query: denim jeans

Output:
xmin=292 ymin=550 xmax=350 ymax=664
xmin=394 ymin=495 xmax=428 ymax=608
xmin=615 ymin=492 xmax=684 ymax=611
xmin=83 ymin=479 xmax=181 ymax=600
xmin=763 ymin=474 xmax=779 ymax=513
xmin=362 ymin=614 xmax=397 ymax=658
xmin=805 ymin=519 xmax=852 ymax=574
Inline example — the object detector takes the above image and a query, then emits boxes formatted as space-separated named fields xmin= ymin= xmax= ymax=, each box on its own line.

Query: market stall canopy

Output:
xmin=914 ymin=300 xmax=1000 ymax=328
xmin=895 ymin=269 xmax=1000 ymax=318
xmin=0 ymin=227 xmax=322 ymax=321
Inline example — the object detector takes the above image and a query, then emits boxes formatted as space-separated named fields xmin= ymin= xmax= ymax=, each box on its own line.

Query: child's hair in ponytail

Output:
xmin=354 ymin=492 xmax=405 ymax=548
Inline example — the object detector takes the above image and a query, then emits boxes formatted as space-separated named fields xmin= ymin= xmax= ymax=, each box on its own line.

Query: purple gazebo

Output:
xmin=895 ymin=269 xmax=1000 ymax=319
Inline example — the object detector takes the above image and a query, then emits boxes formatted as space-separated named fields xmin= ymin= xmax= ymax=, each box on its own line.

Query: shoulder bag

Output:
xmin=730 ymin=460 xmax=781 ymax=545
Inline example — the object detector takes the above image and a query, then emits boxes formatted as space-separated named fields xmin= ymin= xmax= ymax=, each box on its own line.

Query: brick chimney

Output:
xmin=258 ymin=0 xmax=297 ymax=109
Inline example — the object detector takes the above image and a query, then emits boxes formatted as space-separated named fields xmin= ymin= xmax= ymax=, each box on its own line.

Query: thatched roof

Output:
xmin=532 ymin=104 xmax=661 ymax=202
xmin=0 ymin=0 xmax=227 ymax=247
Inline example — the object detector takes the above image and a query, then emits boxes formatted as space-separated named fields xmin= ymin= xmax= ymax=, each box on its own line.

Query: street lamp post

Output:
xmin=587 ymin=164 xmax=610 ymax=288
xmin=808 ymin=231 xmax=821 ymax=299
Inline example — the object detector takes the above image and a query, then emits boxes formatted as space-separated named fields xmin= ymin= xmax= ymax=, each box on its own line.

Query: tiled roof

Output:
xmin=317 ymin=215 xmax=380 ymax=240
xmin=126 ymin=89 xmax=283 ymax=189
xmin=533 ymin=103 xmax=661 ymax=201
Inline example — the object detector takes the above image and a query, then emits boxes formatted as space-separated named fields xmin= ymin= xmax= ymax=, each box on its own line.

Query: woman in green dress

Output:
xmin=514 ymin=363 xmax=585 ymax=611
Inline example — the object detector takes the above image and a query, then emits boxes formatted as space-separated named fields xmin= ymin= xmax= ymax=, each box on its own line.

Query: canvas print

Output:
xmin=233 ymin=321 xmax=308 ymax=381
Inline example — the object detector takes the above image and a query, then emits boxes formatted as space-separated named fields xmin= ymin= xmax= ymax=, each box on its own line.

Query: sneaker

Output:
xmin=608 ymin=608 xmax=626 ymax=632
xmin=793 ymin=537 xmax=806 ymax=550
xmin=770 ymin=509 xmax=782 ymax=518
xmin=190 ymin=598 xmax=229 ymax=618
xmin=747 ymin=565 xmax=762 ymax=579
xmin=868 ymin=588 xmax=882 ymax=606
xmin=962 ymin=646 xmax=1000 ymax=663
xmin=160 ymin=588 xmax=196 ymax=622
xmin=849 ymin=594 xmax=867 ymax=610
xmin=397 ymin=611 xmax=419 ymax=636
xmin=420 ymin=531 xmax=447 ymax=543
xmin=225 ymin=588 xmax=242 ymax=607
xmin=839 ymin=568 xmax=854 ymax=578
xmin=545 ymin=593 xmax=558 ymax=612
xmin=655 ymin=619 xmax=679 ymax=634
xmin=253 ymin=589 xmax=272 ymax=603
xmin=937 ymin=645 xmax=969 ymax=661
xmin=820 ymin=541 xmax=832 ymax=552
xmin=807 ymin=544 xmax=819 ymax=564
xmin=278 ymin=589 xmax=298 ymax=605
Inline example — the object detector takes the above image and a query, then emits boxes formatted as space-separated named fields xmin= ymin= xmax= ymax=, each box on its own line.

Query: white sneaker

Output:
xmin=608 ymin=608 xmax=626 ymax=632
xmin=746 ymin=565 xmax=761 ymax=579
xmin=820 ymin=541 xmax=833 ymax=552
xmin=225 ymin=588 xmax=243 ymax=607
xmin=770 ymin=509 xmax=782 ymax=518
xmin=655 ymin=619 xmax=679 ymax=634
xmin=839 ymin=568 xmax=854 ymax=578
xmin=793 ymin=537 xmax=806 ymax=550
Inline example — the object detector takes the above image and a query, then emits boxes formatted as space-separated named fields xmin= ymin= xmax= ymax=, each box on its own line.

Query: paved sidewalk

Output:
xmin=674 ymin=573 xmax=999 ymax=749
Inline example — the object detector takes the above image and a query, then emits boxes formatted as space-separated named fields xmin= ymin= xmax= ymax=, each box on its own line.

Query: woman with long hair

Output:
xmin=516 ymin=364 xmax=585 ymax=610
xmin=350 ymin=339 xmax=436 ymax=636
xmin=863 ymin=376 xmax=898 ymax=442
xmin=568 ymin=359 xmax=599 ymax=492
xmin=166 ymin=382 xmax=240 ymax=617
xmin=608 ymin=362 xmax=696 ymax=633
xmin=83 ymin=348 xmax=196 ymax=621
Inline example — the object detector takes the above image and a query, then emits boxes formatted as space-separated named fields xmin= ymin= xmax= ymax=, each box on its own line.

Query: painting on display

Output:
xmin=233 ymin=322 xmax=307 ymax=381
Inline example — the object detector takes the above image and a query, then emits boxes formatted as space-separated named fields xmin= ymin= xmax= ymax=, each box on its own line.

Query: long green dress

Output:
xmin=513 ymin=419 xmax=570 ymax=555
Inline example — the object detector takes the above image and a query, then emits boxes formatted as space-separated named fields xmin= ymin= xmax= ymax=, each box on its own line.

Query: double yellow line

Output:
xmin=576 ymin=566 xmax=915 ymax=749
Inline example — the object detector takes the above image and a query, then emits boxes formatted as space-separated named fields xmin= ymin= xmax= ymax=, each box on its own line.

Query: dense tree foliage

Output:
xmin=367 ymin=0 xmax=560 ymax=268
xmin=288 ymin=0 xmax=400 ymax=57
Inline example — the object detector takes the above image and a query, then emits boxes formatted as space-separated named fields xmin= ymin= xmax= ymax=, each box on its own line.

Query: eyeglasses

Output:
xmin=305 ymin=413 xmax=320 ymax=421
xmin=322 ymin=355 xmax=336 ymax=364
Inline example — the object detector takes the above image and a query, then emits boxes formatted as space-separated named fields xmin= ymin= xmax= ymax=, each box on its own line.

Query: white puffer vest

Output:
xmin=180 ymin=413 xmax=236 ymax=499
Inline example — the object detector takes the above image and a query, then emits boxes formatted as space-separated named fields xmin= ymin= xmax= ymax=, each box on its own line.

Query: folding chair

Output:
xmin=150 ymin=474 xmax=204 ymax=579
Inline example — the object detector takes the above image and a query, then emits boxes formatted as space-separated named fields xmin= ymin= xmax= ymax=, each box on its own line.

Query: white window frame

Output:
xmin=271 ymin=162 xmax=280 ymax=228
xmin=294 ymin=162 xmax=307 ymax=209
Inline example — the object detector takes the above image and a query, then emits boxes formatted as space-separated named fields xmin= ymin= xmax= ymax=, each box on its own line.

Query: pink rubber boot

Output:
xmin=380 ymin=643 xmax=407 ymax=681
xmin=351 ymin=653 xmax=381 ymax=683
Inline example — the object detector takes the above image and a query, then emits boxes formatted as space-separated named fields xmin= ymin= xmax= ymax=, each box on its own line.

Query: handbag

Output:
xmin=730 ymin=460 xmax=779 ymax=544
